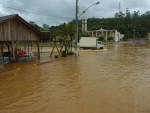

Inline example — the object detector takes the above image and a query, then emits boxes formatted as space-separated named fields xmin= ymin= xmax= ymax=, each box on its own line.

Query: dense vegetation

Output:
xmin=29 ymin=9 xmax=150 ymax=41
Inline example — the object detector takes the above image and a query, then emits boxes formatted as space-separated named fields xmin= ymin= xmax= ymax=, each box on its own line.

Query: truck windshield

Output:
xmin=98 ymin=42 xmax=101 ymax=44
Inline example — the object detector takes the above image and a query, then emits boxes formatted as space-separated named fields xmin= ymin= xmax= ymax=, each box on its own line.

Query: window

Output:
xmin=98 ymin=42 xmax=101 ymax=44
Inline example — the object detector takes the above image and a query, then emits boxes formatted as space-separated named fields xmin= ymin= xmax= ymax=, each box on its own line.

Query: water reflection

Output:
xmin=0 ymin=44 xmax=150 ymax=113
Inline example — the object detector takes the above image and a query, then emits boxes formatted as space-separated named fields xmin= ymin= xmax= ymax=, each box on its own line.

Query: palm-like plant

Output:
xmin=59 ymin=23 xmax=75 ymax=53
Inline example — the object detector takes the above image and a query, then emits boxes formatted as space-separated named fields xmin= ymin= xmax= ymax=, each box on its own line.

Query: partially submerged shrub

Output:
xmin=55 ymin=55 xmax=59 ymax=58
xmin=61 ymin=50 xmax=67 ymax=57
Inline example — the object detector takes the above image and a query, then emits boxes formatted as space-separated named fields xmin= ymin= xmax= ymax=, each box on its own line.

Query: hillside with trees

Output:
xmin=29 ymin=9 xmax=150 ymax=41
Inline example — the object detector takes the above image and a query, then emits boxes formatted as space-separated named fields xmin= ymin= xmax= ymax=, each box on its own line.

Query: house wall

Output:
xmin=0 ymin=19 xmax=39 ymax=41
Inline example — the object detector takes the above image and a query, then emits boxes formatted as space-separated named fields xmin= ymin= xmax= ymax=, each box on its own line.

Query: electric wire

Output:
xmin=3 ymin=6 xmax=74 ymax=20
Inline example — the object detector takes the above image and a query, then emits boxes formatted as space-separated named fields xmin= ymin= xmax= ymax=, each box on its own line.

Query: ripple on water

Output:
xmin=0 ymin=44 xmax=150 ymax=113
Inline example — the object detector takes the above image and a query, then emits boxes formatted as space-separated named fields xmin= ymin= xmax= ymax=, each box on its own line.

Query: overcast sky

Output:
xmin=0 ymin=0 xmax=150 ymax=26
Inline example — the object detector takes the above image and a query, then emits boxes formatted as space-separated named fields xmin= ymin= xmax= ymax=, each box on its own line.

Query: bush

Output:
xmin=97 ymin=36 xmax=105 ymax=41
xmin=107 ymin=36 xmax=114 ymax=41
xmin=54 ymin=55 xmax=59 ymax=58
xmin=61 ymin=50 xmax=67 ymax=57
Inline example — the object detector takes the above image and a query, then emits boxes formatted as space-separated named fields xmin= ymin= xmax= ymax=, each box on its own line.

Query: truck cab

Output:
xmin=97 ymin=41 xmax=104 ymax=49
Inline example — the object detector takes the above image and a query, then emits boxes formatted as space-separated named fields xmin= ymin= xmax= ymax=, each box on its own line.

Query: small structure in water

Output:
xmin=0 ymin=14 xmax=42 ymax=63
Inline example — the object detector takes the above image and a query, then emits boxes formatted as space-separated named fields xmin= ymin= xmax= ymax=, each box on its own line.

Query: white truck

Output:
xmin=79 ymin=37 xmax=104 ymax=49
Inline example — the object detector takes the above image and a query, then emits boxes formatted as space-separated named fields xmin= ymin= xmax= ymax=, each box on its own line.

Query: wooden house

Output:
xmin=0 ymin=14 xmax=42 ymax=62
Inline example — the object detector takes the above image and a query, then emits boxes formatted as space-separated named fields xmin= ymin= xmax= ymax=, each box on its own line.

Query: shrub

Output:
xmin=54 ymin=55 xmax=59 ymax=58
xmin=107 ymin=36 xmax=114 ymax=41
xmin=97 ymin=36 xmax=105 ymax=41
xmin=61 ymin=50 xmax=67 ymax=57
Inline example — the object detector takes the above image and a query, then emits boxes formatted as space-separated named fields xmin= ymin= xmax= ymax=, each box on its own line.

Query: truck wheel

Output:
xmin=100 ymin=47 xmax=103 ymax=49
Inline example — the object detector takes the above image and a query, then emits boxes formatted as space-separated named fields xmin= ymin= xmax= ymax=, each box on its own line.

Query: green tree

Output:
xmin=29 ymin=21 xmax=42 ymax=31
xmin=43 ymin=24 xmax=49 ymax=31
xmin=49 ymin=10 xmax=150 ymax=40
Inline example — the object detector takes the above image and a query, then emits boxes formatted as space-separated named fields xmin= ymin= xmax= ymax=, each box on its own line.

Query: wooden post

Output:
xmin=50 ymin=41 xmax=61 ymax=58
xmin=28 ymin=43 xmax=29 ymax=60
xmin=1 ymin=43 xmax=4 ymax=62
xmin=50 ymin=44 xmax=55 ymax=58
xmin=12 ymin=41 xmax=16 ymax=61
xmin=15 ymin=43 xmax=18 ymax=62
xmin=7 ymin=43 xmax=11 ymax=62
xmin=60 ymin=41 xmax=64 ymax=52
xmin=71 ymin=37 xmax=73 ymax=52
xmin=56 ymin=43 xmax=61 ymax=57
xmin=40 ymin=40 xmax=42 ymax=53
xmin=37 ymin=40 xmax=40 ymax=59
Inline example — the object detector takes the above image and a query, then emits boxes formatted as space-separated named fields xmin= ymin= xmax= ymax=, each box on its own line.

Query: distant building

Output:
xmin=87 ymin=29 xmax=124 ymax=42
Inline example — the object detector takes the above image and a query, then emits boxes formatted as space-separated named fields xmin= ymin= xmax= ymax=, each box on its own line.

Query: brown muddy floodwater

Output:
xmin=0 ymin=44 xmax=150 ymax=113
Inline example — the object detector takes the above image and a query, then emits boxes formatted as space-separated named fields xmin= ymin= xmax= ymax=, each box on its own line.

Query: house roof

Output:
xmin=0 ymin=14 xmax=42 ymax=35
xmin=0 ymin=14 xmax=17 ymax=22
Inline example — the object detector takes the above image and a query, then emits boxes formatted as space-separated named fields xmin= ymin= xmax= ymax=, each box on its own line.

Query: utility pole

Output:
xmin=74 ymin=1 xmax=100 ymax=56
xmin=75 ymin=0 xmax=79 ymax=56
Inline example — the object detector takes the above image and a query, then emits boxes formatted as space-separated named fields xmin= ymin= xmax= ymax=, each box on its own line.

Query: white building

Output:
xmin=87 ymin=29 xmax=124 ymax=42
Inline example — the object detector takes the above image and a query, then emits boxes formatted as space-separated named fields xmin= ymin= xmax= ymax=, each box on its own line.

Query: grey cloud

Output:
xmin=0 ymin=0 xmax=150 ymax=26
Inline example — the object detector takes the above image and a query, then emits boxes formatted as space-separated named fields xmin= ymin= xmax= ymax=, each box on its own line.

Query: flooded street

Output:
xmin=0 ymin=44 xmax=150 ymax=113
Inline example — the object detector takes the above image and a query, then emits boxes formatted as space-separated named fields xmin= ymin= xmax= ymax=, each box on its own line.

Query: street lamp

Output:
xmin=75 ymin=1 xmax=100 ymax=56
xmin=78 ymin=2 xmax=100 ymax=18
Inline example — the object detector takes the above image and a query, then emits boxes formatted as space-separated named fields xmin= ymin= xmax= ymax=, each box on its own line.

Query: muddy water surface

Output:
xmin=0 ymin=44 xmax=150 ymax=113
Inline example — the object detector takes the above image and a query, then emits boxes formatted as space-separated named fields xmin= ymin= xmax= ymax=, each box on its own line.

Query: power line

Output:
xmin=3 ymin=6 xmax=74 ymax=20
xmin=3 ymin=0 xmax=75 ymax=14
xmin=28 ymin=1 xmax=75 ymax=12
xmin=3 ymin=0 xmax=68 ymax=8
